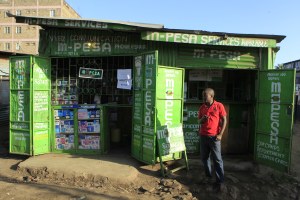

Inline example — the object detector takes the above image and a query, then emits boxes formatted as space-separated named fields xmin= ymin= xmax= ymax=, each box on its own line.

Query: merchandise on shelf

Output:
xmin=55 ymin=120 xmax=74 ymax=133
xmin=78 ymin=135 xmax=100 ymax=149
xmin=54 ymin=109 xmax=74 ymax=120
xmin=55 ymin=134 xmax=75 ymax=150
xmin=52 ymin=78 xmax=78 ymax=105
xmin=78 ymin=109 xmax=100 ymax=119
xmin=78 ymin=120 xmax=100 ymax=133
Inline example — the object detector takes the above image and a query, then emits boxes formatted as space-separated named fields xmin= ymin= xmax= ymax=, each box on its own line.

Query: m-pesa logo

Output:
xmin=270 ymin=82 xmax=281 ymax=145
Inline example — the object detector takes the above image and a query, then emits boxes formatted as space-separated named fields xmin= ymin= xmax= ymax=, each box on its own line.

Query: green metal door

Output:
xmin=132 ymin=51 xmax=184 ymax=164
xmin=10 ymin=56 xmax=51 ymax=155
xmin=10 ymin=57 xmax=32 ymax=155
xmin=31 ymin=57 xmax=51 ymax=155
xmin=255 ymin=69 xmax=296 ymax=172
xmin=132 ymin=51 xmax=158 ymax=164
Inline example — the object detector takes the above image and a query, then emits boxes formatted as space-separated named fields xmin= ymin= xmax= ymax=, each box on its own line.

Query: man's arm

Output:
xmin=216 ymin=116 xmax=227 ymax=141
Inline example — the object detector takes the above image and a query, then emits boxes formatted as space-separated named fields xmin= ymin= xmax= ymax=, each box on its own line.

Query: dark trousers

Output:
xmin=200 ymin=135 xmax=224 ymax=184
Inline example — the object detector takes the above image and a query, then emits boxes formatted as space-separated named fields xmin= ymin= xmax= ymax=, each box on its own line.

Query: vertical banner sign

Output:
xmin=255 ymin=70 xmax=296 ymax=172
xmin=132 ymin=55 xmax=143 ymax=159
xmin=182 ymin=105 xmax=200 ymax=154
xmin=132 ymin=51 xmax=157 ymax=164
xmin=156 ymin=67 xmax=184 ymax=126
xmin=32 ymin=57 xmax=51 ymax=155
xmin=142 ymin=52 xmax=157 ymax=163
xmin=10 ymin=57 xmax=31 ymax=154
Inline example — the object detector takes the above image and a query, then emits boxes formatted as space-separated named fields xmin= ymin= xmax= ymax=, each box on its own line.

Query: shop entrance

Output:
xmin=184 ymin=69 xmax=257 ymax=155
xmin=51 ymin=56 xmax=133 ymax=154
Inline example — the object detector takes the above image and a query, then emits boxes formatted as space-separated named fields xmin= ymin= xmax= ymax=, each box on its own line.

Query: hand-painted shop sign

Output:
xmin=141 ymin=31 xmax=277 ymax=48
xmin=177 ymin=46 xmax=258 ymax=69
xmin=17 ymin=17 xmax=139 ymax=31
xmin=79 ymin=67 xmax=103 ymax=79
xmin=40 ymin=30 xmax=147 ymax=56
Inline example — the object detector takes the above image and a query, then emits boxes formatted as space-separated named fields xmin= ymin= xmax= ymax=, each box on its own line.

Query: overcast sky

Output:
xmin=67 ymin=0 xmax=300 ymax=65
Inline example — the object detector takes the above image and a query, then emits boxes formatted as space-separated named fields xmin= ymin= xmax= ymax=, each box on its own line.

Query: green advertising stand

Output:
xmin=10 ymin=56 xmax=51 ymax=155
xmin=157 ymin=124 xmax=189 ymax=177
xmin=131 ymin=51 xmax=185 ymax=165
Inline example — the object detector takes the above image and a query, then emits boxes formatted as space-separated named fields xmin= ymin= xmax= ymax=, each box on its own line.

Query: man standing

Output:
xmin=198 ymin=88 xmax=227 ymax=191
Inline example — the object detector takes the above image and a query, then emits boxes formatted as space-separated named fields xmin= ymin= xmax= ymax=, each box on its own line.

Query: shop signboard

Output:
xmin=10 ymin=56 xmax=51 ymax=155
xmin=177 ymin=46 xmax=259 ymax=69
xmin=182 ymin=105 xmax=200 ymax=154
xmin=141 ymin=31 xmax=277 ymax=48
xmin=132 ymin=51 xmax=184 ymax=165
xmin=10 ymin=57 xmax=31 ymax=154
xmin=255 ymin=69 xmax=296 ymax=172
xmin=39 ymin=29 xmax=147 ymax=57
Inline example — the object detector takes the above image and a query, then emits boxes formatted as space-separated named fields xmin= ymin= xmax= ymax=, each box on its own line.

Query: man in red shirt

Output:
xmin=198 ymin=88 xmax=227 ymax=191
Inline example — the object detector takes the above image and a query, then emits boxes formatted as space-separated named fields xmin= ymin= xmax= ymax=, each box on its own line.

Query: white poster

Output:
xmin=117 ymin=79 xmax=132 ymax=90
xmin=117 ymin=69 xmax=132 ymax=80
xmin=117 ymin=69 xmax=132 ymax=90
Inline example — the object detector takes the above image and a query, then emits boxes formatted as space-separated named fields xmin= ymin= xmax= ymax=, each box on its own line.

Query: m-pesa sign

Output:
xmin=255 ymin=70 xmax=295 ymax=172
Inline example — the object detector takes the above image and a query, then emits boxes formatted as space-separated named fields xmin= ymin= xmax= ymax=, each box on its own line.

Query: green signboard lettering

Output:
xmin=177 ymin=46 xmax=258 ymax=69
xmin=142 ymin=31 xmax=277 ymax=48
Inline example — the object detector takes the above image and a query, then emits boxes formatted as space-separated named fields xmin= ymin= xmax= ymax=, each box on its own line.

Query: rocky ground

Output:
xmin=0 ymin=122 xmax=299 ymax=200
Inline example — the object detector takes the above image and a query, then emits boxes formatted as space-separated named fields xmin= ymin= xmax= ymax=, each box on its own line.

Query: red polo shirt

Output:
xmin=198 ymin=100 xmax=226 ymax=136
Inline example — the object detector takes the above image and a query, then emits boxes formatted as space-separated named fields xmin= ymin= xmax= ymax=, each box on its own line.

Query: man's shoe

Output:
xmin=200 ymin=176 xmax=213 ymax=184
xmin=213 ymin=182 xmax=225 ymax=192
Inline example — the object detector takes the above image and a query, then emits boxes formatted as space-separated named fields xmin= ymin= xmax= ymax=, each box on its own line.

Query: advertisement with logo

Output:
xmin=255 ymin=70 xmax=296 ymax=172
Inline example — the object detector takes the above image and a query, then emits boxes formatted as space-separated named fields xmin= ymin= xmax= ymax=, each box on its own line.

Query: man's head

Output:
xmin=202 ymin=88 xmax=214 ymax=104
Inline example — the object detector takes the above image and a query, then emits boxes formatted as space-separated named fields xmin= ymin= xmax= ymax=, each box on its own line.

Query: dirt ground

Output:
xmin=0 ymin=122 xmax=300 ymax=200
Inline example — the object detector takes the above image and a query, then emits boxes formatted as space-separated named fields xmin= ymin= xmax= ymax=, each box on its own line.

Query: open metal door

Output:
xmin=10 ymin=56 xmax=32 ymax=155
xmin=255 ymin=69 xmax=296 ymax=172
xmin=132 ymin=51 xmax=184 ymax=164
xmin=31 ymin=56 xmax=51 ymax=155
xmin=10 ymin=56 xmax=51 ymax=155
xmin=132 ymin=51 xmax=158 ymax=164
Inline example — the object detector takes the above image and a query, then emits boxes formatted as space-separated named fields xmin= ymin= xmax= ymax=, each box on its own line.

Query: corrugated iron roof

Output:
xmin=7 ymin=13 xmax=285 ymax=43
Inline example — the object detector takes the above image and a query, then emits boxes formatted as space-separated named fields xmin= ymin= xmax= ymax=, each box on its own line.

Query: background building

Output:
xmin=0 ymin=0 xmax=80 ymax=148
xmin=0 ymin=0 xmax=80 ymax=55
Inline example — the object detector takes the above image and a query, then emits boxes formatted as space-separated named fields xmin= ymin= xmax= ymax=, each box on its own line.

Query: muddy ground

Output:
xmin=0 ymin=121 xmax=299 ymax=200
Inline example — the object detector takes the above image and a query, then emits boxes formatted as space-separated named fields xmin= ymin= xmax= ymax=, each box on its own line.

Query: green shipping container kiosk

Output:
xmin=8 ymin=14 xmax=296 ymax=172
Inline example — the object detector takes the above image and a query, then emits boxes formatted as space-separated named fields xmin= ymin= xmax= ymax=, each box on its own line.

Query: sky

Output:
xmin=66 ymin=0 xmax=300 ymax=66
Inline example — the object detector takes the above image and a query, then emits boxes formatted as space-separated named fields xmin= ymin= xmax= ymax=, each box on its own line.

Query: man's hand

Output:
xmin=199 ymin=115 xmax=209 ymax=124
xmin=216 ymin=134 xmax=222 ymax=141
